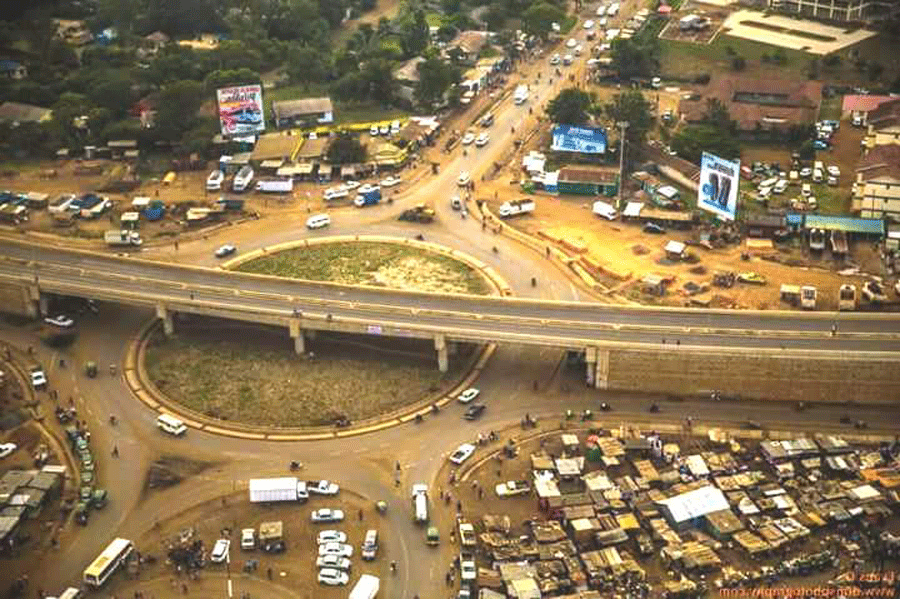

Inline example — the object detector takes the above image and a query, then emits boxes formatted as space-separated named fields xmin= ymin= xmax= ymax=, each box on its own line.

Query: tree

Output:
xmin=610 ymin=37 xmax=658 ymax=80
xmin=603 ymin=91 xmax=653 ymax=147
xmin=670 ymin=124 xmax=740 ymax=164
xmin=327 ymin=132 xmax=367 ymax=163
xmin=399 ymin=8 xmax=429 ymax=57
xmin=286 ymin=46 xmax=330 ymax=88
xmin=482 ymin=5 xmax=508 ymax=31
xmin=731 ymin=56 xmax=746 ymax=71
xmin=153 ymin=80 xmax=204 ymax=142
xmin=546 ymin=88 xmax=593 ymax=125
xmin=88 ymin=70 xmax=136 ymax=116
xmin=702 ymin=98 xmax=734 ymax=134
xmin=414 ymin=57 xmax=459 ymax=108
xmin=523 ymin=3 xmax=565 ymax=40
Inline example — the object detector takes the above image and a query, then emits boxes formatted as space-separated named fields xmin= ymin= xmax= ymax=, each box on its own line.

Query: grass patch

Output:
xmin=559 ymin=15 xmax=578 ymax=35
xmin=818 ymin=95 xmax=842 ymax=121
xmin=237 ymin=241 xmax=491 ymax=295
xmin=425 ymin=12 xmax=445 ymax=27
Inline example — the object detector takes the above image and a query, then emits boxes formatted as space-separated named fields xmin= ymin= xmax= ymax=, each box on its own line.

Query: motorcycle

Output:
xmin=289 ymin=461 xmax=302 ymax=471
xmin=531 ymin=277 xmax=536 ymax=287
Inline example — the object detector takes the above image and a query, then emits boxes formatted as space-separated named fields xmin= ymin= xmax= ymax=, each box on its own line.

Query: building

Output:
xmin=768 ymin=0 xmax=900 ymax=22
xmin=679 ymin=76 xmax=822 ymax=133
xmin=145 ymin=31 xmax=171 ymax=51
xmin=864 ymin=98 xmax=900 ymax=148
xmin=393 ymin=56 xmax=426 ymax=103
xmin=250 ymin=132 xmax=302 ymax=164
xmin=0 ymin=102 xmax=52 ymax=124
xmin=272 ymin=97 xmax=334 ymax=129
xmin=54 ymin=19 xmax=92 ymax=45
xmin=0 ymin=60 xmax=27 ymax=80
xmin=841 ymin=94 xmax=896 ymax=126
xmin=854 ymin=145 xmax=900 ymax=220
xmin=656 ymin=485 xmax=730 ymax=530
xmin=447 ymin=31 xmax=490 ymax=63
xmin=557 ymin=166 xmax=620 ymax=196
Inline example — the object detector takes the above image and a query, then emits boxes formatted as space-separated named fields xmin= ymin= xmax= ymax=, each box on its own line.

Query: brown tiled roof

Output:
xmin=558 ymin=165 xmax=619 ymax=184
xmin=867 ymin=98 xmax=900 ymax=129
xmin=857 ymin=145 xmax=900 ymax=182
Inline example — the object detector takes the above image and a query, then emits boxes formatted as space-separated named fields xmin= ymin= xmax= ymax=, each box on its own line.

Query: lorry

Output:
xmin=800 ymin=285 xmax=817 ymax=310
xmin=829 ymin=230 xmax=848 ymax=255
xmin=838 ymin=284 xmax=857 ymax=311
xmin=104 ymin=230 xmax=142 ymax=247
xmin=349 ymin=574 xmax=380 ymax=599
xmin=592 ymin=200 xmax=617 ymax=221
xmin=354 ymin=188 xmax=382 ymax=207
xmin=258 ymin=521 xmax=284 ymax=552
xmin=255 ymin=178 xmax=293 ymax=193
xmin=412 ymin=484 xmax=428 ymax=523
xmin=458 ymin=520 xmax=476 ymax=547
xmin=498 ymin=198 xmax=535 ymax=218
xmin=398 ymin=204 xmax=435 ymax=223
xmin=232 ymin=166 xmax=254 ymax=192
xmin=808 ymin=228 xmax=825 ymax=252
xmin=514 ymin=84 xmax=529 ymax=105
xmin=248 ymin=477 xmax=309 ymax=503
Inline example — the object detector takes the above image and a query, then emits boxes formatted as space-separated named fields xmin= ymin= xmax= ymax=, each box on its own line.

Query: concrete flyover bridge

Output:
xmin=1 ymin=237 xmax=899 ymax=401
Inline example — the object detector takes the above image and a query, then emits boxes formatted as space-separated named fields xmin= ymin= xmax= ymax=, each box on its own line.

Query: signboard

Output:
xmin=698 ymin=152 xmax=740 ymax=221
xmin=551 ymin=125 xmax=607 ymax=154
xmin=216 ymin=85 xmax=265 ymax=136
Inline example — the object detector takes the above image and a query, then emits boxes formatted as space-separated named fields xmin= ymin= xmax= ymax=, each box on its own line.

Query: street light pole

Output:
xmin=616 ymin=121 xmax=628 ymax=211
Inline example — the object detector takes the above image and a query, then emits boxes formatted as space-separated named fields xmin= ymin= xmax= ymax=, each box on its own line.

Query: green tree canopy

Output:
xmin=610 ymin=37 xmax=658 ymax=81
xmin=603 ymin=90 xmax=653 ymax=147
xmin=523 ymin=2 xmax=565 ymax=40
xmin=327 ymin=132 xmax=367 ymax=163
xmin=546 ymin=88 xmax=593 ymax=125
xmin=414 ymin=57 xmax=460 ymax=109
xmin=671 ymin=124 xmax=740 ymax=164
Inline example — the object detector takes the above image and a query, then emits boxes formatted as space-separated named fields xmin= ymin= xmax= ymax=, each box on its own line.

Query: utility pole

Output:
xmin=616 ymin=121 xmax=628 ymax=211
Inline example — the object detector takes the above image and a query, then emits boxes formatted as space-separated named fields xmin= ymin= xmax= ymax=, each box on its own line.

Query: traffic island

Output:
xmin=128 ymin=237 xmax=507 ymax=439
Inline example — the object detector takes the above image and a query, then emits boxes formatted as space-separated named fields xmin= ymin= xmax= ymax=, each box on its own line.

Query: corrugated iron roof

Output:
xmin=804 ymin=214 xmax=884 ymax=235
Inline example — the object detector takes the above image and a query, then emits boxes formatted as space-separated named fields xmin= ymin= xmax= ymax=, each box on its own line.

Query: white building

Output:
xmin=768 ymin=0 xmax=900 ymax=22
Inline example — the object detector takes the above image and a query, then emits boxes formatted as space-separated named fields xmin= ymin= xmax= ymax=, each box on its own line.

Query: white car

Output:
xmin=457 ymin=388 xmax=480 ymax=404
xmin=379 ymin=124 xmax=389 ymax=135
xmin=317 ymin=530 xmax=348 ymax=545
xmin=318 ymin=542 xmax=353 ymax=557
xmin=44 ymin=315 xmax=74 ymax=328
xmin=583 ymin=19 xmax=595 ymax=29
xmin=549 ymin=54 xmax=560 ymax=65
xmin=380 ymin=176 xmax=401 ymax=188
xmin=210 ymin=539 xmax=230 ymax=563
xmin=599 ymin=42 xmax=611 ymax=52
xmin=30 ymin=369 xmax=47 ymax=390
xmin=309 ymin=480 xmax=340 ymax=495
xmin=827 ymin=165 xmax=841 ymax=177
xmin=475 ymin=133 xmax=489 ymax=147
xmin=344 ymin=180 xmax=361 ymax=190
xmin=799 ymin=167 xmax=812 ymax=178
xmin=457 ymin=172 xmax=471 ymax=187
xmin=240 ymin=528 xmax=256 ymax=550
xmin=461 ymin=560 xmax=477 ymax=581
xmin=449 ymin=443 xmax=476 ymax=465
xmin=566 ymin=38 xmax=577 ymax=48
xmin=214 ymin=244 xmax=236 ymax=258
xmin=0 ymin=443 xmax=16 ymax=459
xmin=311 ymin=508 xmax=345 ymax=523
xmin=359 ymin=183 xmax=380 ymax=194
xmin=316 ymin=554 xmax=351 ymax=570
xmin=369 ymin=125 xmax=379 ymax=136
xmin=495 ymin=480 xmax=531 ymax=497
xmin=461 ymin=132 xmax=475 ymax=145
xmin=318 ymin=568 xmax=350 ymax=586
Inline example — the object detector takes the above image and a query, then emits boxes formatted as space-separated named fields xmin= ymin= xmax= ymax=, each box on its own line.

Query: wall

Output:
xmin=0 ymin=283 xmax=33 ymax=317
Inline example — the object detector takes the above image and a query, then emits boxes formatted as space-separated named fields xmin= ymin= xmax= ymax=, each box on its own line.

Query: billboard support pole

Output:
xmin=616 ymin=121 xmax=628 ymax=211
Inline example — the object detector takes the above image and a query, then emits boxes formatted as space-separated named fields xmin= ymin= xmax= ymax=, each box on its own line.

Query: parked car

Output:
xmin=240 ymin=528 xmax=256 ymax=550
xmin=316 ymin=554 xmax=351 ymax=570
xmin=495 ymin=480 xmax=530 ymax=497
xmin=210 ymin=539 xmax=230 ymax=563
xmin=311 ymin=508 xmax=345 ymax=523
xmin=317 ymin=530 xmax=348 ymax=545
xmin=344 ymin=180 xmax=361 ymax=190
xmin=566 ymin=38 xmax=577 ymax=48
xmin=475 ymin=133 xmax=490 ymax=147
xmin=369 ymin=125 xmax=379 ymax=136
xmin=457 ymin=172 xmax=471 ymax=187
xmin=380 ymin=176 xmax=401 ymax=188
xmin=44 ymin=314 xmax=74 ymax=328
xmin=549 ymin=54 xmax=560 ymax=65
xmin=827 ymin=165 xmax=841 ymax=177
xmin=862 ymin=280 xmax=887 ymax=303
xmin=449 ymin=443 xmax=476 ymax=465
xmin=30 ymin=367 xmax=47 ymax=390
xmin=318 ymin=568 xmax=350 ymax=586
xmin=461 ymin=132 xmax=475 ymax=145
xmin=457 ymin=388 xmax=480 ymax=403
xmin=308 ymin=480 xmax=339 ymax=495
xmin=643 ymin=222 xmax=666 ymax=234
xmin=799 ymin=167 xmax=812 ymax=178
xmin=318 ymin=542 xmax=353 ymax=557
xmin=0 ymin=443 xmax=16 ymax=459
xmin=214 ymin=244 xmax=236 ymax=258
xmin=463 ymin=404 xmax=486 ymax=420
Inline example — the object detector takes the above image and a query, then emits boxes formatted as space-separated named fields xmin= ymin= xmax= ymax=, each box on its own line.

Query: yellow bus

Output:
xmin=83 ymin=538 xmax=133 ymax=588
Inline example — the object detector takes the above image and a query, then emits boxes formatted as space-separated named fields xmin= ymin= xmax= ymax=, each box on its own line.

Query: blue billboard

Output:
xmin=698 ymin=152 xmax=740 ymax=221
xmin=551 ymin=125 xmax=607 ymax=154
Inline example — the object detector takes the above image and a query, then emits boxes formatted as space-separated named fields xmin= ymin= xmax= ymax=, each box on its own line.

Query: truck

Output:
xmin=460 ymin=552 xmax=477 ymax=582
xmin=349 ymin=574 xmax=380 ymax=599
xmin=800 ymin=285 xmax=817 ymax=310
xmin=248 ymin=477 xmax=309 ymax=503
xmin=232 ymin=166 xmax=254 ymax=192
xmin=258 ymin=521 xmax=284 ymax=552
xmin=808 ymin=228 xmax=825 ymax=252
xmin=838 ymin=284 xmax=857 ymax=311
xmin=104 ymin=230 xmax=142 ymax=247
xmin=829 ymin=230 xmax=848 ymax=255
xmin=458 ymin=520 xmax=476 ymax=547
xmin=498 ymin=198 xmax=535 ymax=218
xmin=412 ymin=484 xmax=428 ymax=523
xmin=514 ymin=84 xmax=529 ymax=105
xmin=354 ymin=188 xmax=382 ymax=207
xmin=255 ymin=178 xmax=293 ymax=193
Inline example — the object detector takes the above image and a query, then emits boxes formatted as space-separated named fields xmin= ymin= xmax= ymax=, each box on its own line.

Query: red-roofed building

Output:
xmin=864 ymin=98 xmax=900 ymax=149
xmin=854 ymin=145 xmax=900 ymax=220
xmin=842 ymin=95 xmax=897 ymax=126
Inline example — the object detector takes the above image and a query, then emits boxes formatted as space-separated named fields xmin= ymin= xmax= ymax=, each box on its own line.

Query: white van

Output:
xmin=514 ymin=85 xmax=529 ymax=105
xmin=361 ymin=529 xmax=378 ymax=560
xmin=349 ymin=575 xmax=380 ymax=599
xmin=412 ymin=484 xmax=428 ymax=523
xmin=592 ymin=200 xmax=618 ymax=221
xmin=323 ymin=187 xmax=348 ymax=201
xmin=157 ymin=413 xmax=187 ymax=436
xmin=206 ymin=170 xmax=224 ymax=191
xmin=306 ymin=213 xmax=331 ymax=229
xmin=812 ymin=168 xmax=823 ymax=183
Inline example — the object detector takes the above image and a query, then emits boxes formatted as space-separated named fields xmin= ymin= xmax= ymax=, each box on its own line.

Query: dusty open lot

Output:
xmin=722 ymin=10 xmax=876 ymax=55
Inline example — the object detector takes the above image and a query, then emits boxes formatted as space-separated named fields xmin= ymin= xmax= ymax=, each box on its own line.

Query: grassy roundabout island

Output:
xmin=144 ymin=241 xmax=490 ymax=428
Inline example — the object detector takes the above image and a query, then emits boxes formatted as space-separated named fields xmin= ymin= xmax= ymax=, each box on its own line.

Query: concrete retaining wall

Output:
xmin=0 ymin=283 xmax=33 ymax=317
xmin=607 ymin=347 xmax=900 ymax=403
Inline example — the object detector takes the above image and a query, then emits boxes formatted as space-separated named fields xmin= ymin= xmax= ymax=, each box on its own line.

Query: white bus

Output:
xmin=83 ymin=538 xmax=133 ymax=588
xmin=412 ymin=484 xmax=428 ymax=523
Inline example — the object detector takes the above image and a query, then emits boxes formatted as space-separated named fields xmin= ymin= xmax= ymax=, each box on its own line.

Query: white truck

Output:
xmin=104 ymin=230 xmax=142 ymax=247
xmin=349 ymin=574 xmax=380 ymax=599
xmin=800 ymin=285 xmax=817 ymax=310
xmin=498 ymin=198 xmax=535 ymax=218
xmin=514 ymin=84 xmax=529 ymax=105
xmin=255 ymin=178 xmax=293 ymax=193
xmin=248 ymin=477 xmax=309 ymax=503
xmin=458 ymin=520 xmax=476 ymax=547
xmin=232 ymin=166 xmax=254 ymax=192
xmin=592 ymin=200 xmax=617 ymax=220
xmin=412 ymin=484 xmax=428 ymax=523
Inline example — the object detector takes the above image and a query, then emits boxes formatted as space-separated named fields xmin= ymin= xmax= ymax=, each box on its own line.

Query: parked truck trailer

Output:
xmin=248 ymin=477 xmax=309 ymax=503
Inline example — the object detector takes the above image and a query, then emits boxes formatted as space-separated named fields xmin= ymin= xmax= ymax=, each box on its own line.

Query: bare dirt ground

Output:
xmin=113 ymin=488 xmax=386 ymax=599
xmin=145 ymin=322 xmax=476 ymax=427
xmin=236 ymin=241 xmax=491 ymax=295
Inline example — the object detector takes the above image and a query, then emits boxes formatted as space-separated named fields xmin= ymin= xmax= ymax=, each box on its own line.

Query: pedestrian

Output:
xmin=456 ymin=500 xmax=462 ymax=512
xmin=112 ymin=445 xmax=118 ymax=458
xmin=831 ymin=322 xmax=837 ymax=336
xmin=358 ymin=508 xmax=363 ymax=521
xmin=478 ymin=487 xmax=484 ymax=500
xmin=395 ymin=460 xmax=401 ymax=471
xmin=394 ymin=478 xmax=400 ymax=488
xmin=181 ymin=583 xmax=188 ymax=595
xmin=267 ymin=567 xmax=272 ymax=580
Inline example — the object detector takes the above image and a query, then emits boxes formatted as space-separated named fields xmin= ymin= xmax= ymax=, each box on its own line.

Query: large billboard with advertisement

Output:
xmin=216 ymin=85 xmax=265 ymax=136
xmin=698 ymin=152 xmax=740 ymax=221
xmin=551 ymin=125 xmax=607 ymax=154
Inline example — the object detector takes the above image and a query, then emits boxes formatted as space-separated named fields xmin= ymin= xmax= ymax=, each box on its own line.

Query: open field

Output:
xmin=236 ymin=241 xmax=491 ymax=295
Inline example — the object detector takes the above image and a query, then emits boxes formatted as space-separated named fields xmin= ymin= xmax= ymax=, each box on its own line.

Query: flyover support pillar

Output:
xmin=595 ymin=348 xmax=609 ymax=390
xmin=25 ymin=285 xmax=39 ymax=319
xmin=156 ymin=303 xmax=174 ymax=337
xmin=289 ymin=319 xmax=305 ymax=355
xmin=38 ymin=293 xmax=49 ymax=317
xmin=435 ymin=334 xmax=448 ymax=373
xmin=585 ymin=347 xmax=597 ymax=387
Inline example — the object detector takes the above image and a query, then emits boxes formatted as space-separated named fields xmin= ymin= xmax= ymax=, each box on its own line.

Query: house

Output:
xmin=54 ymin=19 xmax=92 ymax=45
xmin=557 ymin=166 xmax=619 ymax=196
xmin=145 ymin=31 xmax=171 ymax=51
xmin=0 ymin=102 xmax=52 ymax=124
xmin=393 ymin=56 xmax=426 ymax=103
xmin=250 ymin=132 xmax=302 ymax=164
xmin=841 ymin=94 xmax=896 ymax=127
xmin=656 ymin=485 xmax=730 ymax=530
xmin=854 ymin=145 xmax=900 ymax=220
xmin=272 ymin=97 xmax=334 ymax=129
xmin=864 ymin=98 xmax=900 ymax=149
xmin=767 ymin=0 xmax=900 ymax=23
xmin=0 ymin=60 xmax=27 ymax=80
xmin=679 ymin=75 xmax=822 ymax=133
xmin=447 ymin=30 xmax=490 ymax=63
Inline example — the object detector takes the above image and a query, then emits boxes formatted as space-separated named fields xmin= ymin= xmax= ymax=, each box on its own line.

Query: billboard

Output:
xmin=551 ymin=125 xmax=607 ymax=154
xmin=216 ymin=85 xmax=265 ymax=136
xmin=698 ymin=152 xmax=740 ymax=221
